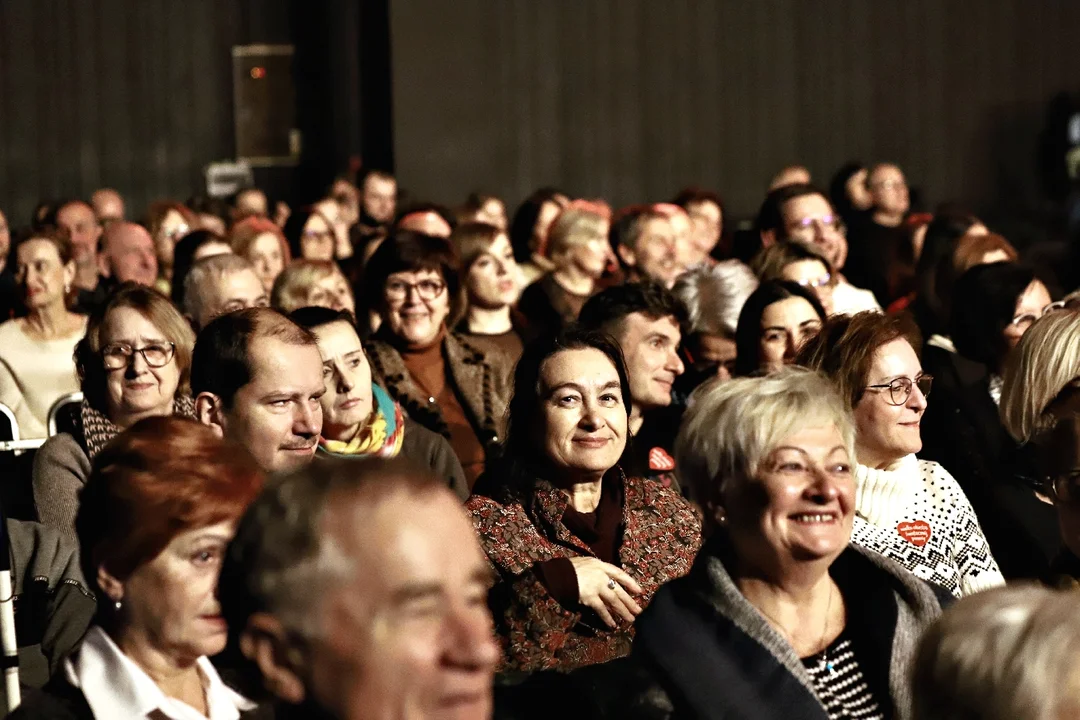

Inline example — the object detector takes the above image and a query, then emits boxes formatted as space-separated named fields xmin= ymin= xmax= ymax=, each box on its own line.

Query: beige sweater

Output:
xmin=0 ymin=318 xmax=86 ymax=439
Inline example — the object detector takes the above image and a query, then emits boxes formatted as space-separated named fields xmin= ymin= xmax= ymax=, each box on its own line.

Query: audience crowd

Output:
xmin=1 ymin=156 xmax=1080 ymax=719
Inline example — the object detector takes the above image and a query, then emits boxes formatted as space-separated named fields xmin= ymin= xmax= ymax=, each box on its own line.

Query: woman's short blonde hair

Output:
xmin=675 ymin=366 xmax=855 ymax=521
xmin=912 ymin=584 xmax=1080 ymax=720
xmin=270 ymin=259 xmax=343 ymax=313
xmin=544 ymin=203 xmax=609 ymax=260
xmin=1000 ymin=309 xmax=1080 ymax=442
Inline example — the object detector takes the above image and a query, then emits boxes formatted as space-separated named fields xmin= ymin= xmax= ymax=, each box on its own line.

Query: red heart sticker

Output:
xmin=897 ymin=520 xmax=932 ymax=547
xmin=649 ymin=447 xmax=676 ymax=471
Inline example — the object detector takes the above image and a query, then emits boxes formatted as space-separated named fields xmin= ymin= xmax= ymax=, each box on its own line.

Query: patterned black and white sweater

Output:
xmin=850 ymin=454 xmax=1004 ymax=598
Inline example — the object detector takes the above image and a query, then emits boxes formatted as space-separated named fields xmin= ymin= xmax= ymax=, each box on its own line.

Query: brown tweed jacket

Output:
xmin=365 ymin=330 xmax=514 ymax=451
xmin=467 ymin=469 xmax=703 ymax=673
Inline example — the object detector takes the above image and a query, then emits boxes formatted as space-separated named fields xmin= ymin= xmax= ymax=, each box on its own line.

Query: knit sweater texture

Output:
xmin=851 ymin=454 xmax=1004 ymax=597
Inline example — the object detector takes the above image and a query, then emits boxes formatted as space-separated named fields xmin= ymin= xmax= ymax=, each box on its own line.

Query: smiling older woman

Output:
xmin=33 ymin=283 xmax=197 ymax=541
xmin=467 ymin=328 xmax=701 ymax=673
xmin=796 ymin=312 xmax=1004 ymax=597
xmin=577 ymin=367 xmax=953 ymax=720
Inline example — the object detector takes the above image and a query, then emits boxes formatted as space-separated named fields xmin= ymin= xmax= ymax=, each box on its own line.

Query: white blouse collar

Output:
xmin=64 ymin=625 xmax=255 ymax=720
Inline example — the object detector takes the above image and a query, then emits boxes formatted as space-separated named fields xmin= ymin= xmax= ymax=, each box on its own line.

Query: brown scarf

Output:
xmin=75 ymin=395 xmax=197 ymax=460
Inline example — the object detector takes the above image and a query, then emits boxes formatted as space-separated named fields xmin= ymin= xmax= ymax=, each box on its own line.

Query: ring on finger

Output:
xmin=607 ymin=578 xmax=617 ymax=591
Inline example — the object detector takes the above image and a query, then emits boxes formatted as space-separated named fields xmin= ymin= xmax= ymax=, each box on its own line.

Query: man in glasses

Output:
xmin=192 ymin=307 xmax=325 ymax=473
xmin=756 ymin=183 xmax=880 ymax=315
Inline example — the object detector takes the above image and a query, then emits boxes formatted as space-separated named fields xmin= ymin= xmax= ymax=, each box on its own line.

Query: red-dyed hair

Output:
xmin=76 ymin=416 xmax=266 ymax=592
xmin=146 ymin=200 xmax=196 ymax=240
xmin=228 ymin=216 xmax=292 ymax=265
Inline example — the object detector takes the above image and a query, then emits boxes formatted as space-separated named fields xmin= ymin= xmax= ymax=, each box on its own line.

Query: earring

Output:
xmin=114 ymin=600 xmax=122 ymax=611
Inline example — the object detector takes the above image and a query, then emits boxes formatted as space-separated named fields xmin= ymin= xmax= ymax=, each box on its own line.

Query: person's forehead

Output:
xmin=58 ymin=202 xmax=95 ymax=223
xmin=246 ymin=337 xmax=322 ymax=381
xmin=540 ymin=347 xmax=618 ymax=386
xmin=315 ymin=321 xmax=362 ymax=354
xmin=619 ymin=311 xmax=681 ymax=343
xmin=871 ymin=165 xmax=904 ymax=182
xmin=103 ymin=307 xmax=164 ymax=338
xmin=216 ymin=268 xmax=262 ymax=294
xmin=640 ymin=216 xmax=673 ymax=235
xmin=365 ymin=175 xmax=395 ymax=192
xmin=782 ymin=193 xmax=831 ymax=220
xmin=113 ymin=227 xmax=153 ymax=249
xmin=388 ymin=267 xmax=441 ymax=281
xmin=868 ymin=338 xmax=920 ymax=379
xmin=786 ymin=258 xmax=828 ymax=276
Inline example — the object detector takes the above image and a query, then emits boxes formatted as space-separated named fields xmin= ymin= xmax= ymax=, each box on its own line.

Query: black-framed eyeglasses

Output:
xmin=101 ymin=342 xmax=176 ymax=370
xmin=864 ymin=374 xmax=933 ymax=406
xmin=385 ymin=278 xmax=446 ymax=301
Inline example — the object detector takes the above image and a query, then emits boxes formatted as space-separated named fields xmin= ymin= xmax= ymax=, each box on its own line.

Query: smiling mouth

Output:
xmin=790 ymin=512 xmax=839 ymax=524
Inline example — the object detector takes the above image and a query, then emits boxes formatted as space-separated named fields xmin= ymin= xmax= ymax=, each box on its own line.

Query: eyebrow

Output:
xmin=546 ymin=380 xmax=621 ymax=396
xmin=772 ymin=444 xmax=848 ymax=457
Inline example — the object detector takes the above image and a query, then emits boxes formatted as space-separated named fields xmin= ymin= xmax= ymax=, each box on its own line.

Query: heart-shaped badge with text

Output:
xmin=897 ymin=520 xmax=932 ymax=547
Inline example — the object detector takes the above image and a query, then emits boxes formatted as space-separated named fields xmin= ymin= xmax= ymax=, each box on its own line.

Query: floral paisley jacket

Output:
xmin=466 ymin=468 xmax=702 ymax=673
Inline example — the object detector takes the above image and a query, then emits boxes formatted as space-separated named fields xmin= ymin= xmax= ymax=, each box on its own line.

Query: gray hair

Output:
xmin=671 ymin=260 xmax=759 ymax=338
xmin=218 ymin=457 xmax=444 ymax=640
xmin=183 ymin=254 xmax=257 ymax=323
xmin=675 ymin=366 xmax=854 ymax=522
xmin=912 ymin=584 xmax=1080 ymax=720
xmin=1000 ymin=310 xmax=1080 ymax=442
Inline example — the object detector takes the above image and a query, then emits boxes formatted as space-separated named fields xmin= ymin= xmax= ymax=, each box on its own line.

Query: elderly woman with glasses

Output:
xmin=362 ymin=231 xmax=514 ymax=487
xmin=919 ymin=262 xmax=1060 ymax=579
xmin=796 ymin=311 xmax=1003 ymax=597
xmin=33 ymin=283 xmax=196 ymax=541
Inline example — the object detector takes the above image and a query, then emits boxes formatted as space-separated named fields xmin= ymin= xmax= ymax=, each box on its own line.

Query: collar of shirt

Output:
xmin=65 ymin=625 xmax=256 ymax=720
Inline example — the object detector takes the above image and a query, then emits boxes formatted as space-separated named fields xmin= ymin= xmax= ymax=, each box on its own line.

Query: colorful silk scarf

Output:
xmin=319 ymin=384 xmax=405 ymax=458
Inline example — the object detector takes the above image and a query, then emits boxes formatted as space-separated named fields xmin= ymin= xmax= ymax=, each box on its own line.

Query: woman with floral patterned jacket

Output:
xmin=466 ymin=328 xmax=701 ymax=673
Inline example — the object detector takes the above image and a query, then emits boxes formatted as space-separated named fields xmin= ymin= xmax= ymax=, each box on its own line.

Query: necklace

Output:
xmin=755 ymin=581 xmax=838 ymax=675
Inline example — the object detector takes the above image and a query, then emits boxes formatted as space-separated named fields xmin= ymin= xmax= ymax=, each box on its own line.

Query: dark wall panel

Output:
xmin=390 ymin=0 xmax=1080 ymax=221
xmin=0 ymin=0 xmax=290 ymax=227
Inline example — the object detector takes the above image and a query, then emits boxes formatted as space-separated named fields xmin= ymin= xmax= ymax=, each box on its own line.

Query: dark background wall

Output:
xmin=1 ymin=1 xmax=1079 ymax=232
xmin=390 ymin=0 xmax=1080 ymax=227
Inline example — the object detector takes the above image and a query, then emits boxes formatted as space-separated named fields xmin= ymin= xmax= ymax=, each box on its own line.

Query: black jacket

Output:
xmin=920 ymin=344 xmax=1060 ymax=579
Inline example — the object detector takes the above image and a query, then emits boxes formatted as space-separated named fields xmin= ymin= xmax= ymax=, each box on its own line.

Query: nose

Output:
xmin=442 ymin=605 xmax=499 ymax=672
xmin=807 ymin=467 xmax=842 ymax=502
xmin=578 ymin=401 xmax=604 ymax=431
xmin=667 ymin=349 xmax=685 ymax=376
xmin=336 ymin=368 xmax=354 ymax=394
xmin=908 ymin=381 xmax=928 ymax=413
xmin=294 ymin=402 xmax=321 ymax=437
xmin=126 ymin=350 xmax=148 ymax=376
xmin=783 ymin=331 xmax=798 ymax=361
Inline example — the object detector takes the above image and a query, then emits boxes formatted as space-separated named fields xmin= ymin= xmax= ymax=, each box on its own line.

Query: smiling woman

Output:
xmin=33 ymin=283 xmax=196 ymax=541
xmin=363 ymin=231 xmax=514 ymax=486
xmin=467 ymin=328 xmax=701 ymax=672
xmin=797 ymin=312 xmax=1004 ymax=597
xmin=609 ymin=367 xmax=951 ymax=720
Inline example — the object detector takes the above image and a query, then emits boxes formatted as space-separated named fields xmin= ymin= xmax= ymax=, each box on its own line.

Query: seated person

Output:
xmin=467 ymin=328 xmax=701 ymax=672
xmin=270 ymin=259 xmax=355 ymax=316
xmin=290 ymin=306 xmax=468 ymax=499
xmin=183 ymin=254 xmax=269 ymax=331
xmin=33 ymin=283 xmax=196 ymax=540
xmin=193 ymin=308 xmax=325 ymax=474
xmin=797 ymin=312 xmax=1004 ymax=596
xmin=577 ymin=282 xmax=688 ymax=491
xmin=451 ymin=222 xmax=527 ymax=363
xmin=671 ymin=260 xmax=758 ymax=387
xmin=733 ymin=280 xmax=825 ymax=376
xmin=219 ymin=457 xmax=498 ymax=720
xmin=12 ymin=416 xmax=265 ymax=719
xmin=361 ymin=231 xmax=513 ymax=486
xmin=0 ymin=227 xmax=87 ymax=439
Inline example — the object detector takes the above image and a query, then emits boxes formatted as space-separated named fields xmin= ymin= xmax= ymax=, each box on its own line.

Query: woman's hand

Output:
xmin=569 ymin=557 xmax=643 ymax=628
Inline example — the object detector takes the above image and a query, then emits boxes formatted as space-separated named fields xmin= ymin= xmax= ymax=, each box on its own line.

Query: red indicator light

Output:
xmin=250 ymin=66 xmax=266 ymax=79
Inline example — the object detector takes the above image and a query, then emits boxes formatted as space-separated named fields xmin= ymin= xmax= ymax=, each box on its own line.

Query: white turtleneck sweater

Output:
xmin=850 ymin=453 xmax=1004 ymax=598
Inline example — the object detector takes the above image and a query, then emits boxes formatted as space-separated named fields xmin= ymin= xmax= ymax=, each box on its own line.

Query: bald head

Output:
xmin=91 ymin=188 xmax=125 ymax=224
xmin=398 ymin=210 xmax=451 ymax=238
xmin=100 ymin=222 xmax=158 ymax=286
